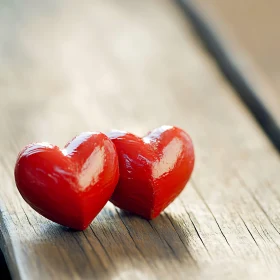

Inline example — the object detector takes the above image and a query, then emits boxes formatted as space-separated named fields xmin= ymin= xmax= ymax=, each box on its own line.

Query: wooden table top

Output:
xmin=0 ymin=0 xmax=280 ymax=279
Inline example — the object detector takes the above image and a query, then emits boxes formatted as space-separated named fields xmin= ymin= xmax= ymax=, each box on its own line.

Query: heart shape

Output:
xmin=14 ymin=132 xmax=119 ymax=230
xmin=108 ymin=126 xmax=194 ymax=219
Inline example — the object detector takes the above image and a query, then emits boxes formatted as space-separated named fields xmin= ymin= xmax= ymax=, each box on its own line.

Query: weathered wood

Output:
xmin=0 ymin=0 xmax=280 ymax=279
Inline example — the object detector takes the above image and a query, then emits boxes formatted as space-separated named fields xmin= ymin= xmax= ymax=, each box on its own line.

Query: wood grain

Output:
xmin=0 ymin=0 xmax=280 ymax=279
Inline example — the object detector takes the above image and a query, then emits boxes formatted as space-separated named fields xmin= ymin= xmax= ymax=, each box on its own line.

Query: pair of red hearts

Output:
xmin=14 ymin=126 xmax=195 ymax=230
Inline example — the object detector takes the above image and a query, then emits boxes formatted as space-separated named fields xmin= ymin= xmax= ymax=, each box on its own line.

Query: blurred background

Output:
xmin=0 ymin=0 xmax=280 ymax=278
xmin=196 ymin=0 xmax=280 ymax=91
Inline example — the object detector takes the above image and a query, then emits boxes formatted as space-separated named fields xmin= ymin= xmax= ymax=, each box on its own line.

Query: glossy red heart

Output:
xmin=14 ymin=132 xmax=119 ymax=230
xmin=108 ymin=126 xmax=194 ymax=219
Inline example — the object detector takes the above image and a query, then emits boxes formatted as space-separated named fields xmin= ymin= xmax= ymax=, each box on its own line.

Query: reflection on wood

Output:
xmin=0 ymin=0 xmax=280 ymax=279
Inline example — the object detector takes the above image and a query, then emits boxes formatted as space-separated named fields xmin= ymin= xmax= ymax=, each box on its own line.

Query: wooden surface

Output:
xmin=194 ymin=0 xmax=280 ymax=129
xmin=0 ymin=0 xmax=280 ymax=279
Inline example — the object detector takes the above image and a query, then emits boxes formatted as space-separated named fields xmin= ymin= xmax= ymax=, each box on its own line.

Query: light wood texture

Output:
xmin=194 ymin=0 xmax=280 ymax=128
xmin=0 ymin=0 xmax=280 ymax=279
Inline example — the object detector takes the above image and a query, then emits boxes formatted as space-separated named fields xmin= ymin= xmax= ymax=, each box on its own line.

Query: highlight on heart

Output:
xmin=14 ymin=132 xmax=120 ymax=230
xmin=14 ymin=126 xmax=194 ymax=230
xmin=108 ymin=126 xmax=195 ymax=219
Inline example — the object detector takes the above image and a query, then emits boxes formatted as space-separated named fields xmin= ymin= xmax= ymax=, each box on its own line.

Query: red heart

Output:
xmin=108 ymin=126 xmax=194 ymax=219
xmin=14 ymin=132 xmax=119 ymax=230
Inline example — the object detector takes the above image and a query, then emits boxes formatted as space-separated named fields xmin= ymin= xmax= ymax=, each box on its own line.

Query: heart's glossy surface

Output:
xmin=14 ymin=132 xmax=119 ymax=230
xmin=108 ymin=126 xmax=194 ymax=219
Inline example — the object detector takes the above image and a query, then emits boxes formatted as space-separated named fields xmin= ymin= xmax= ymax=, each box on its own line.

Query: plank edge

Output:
xmin=175 ymin=0 xmax=280 ymax=152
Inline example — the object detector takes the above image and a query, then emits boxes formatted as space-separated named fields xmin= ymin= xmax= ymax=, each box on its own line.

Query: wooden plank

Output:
xmin=0 ymin=0 xmax=280 ymax=279
xmin=188 ymin=0 xmax=280 ymax=146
